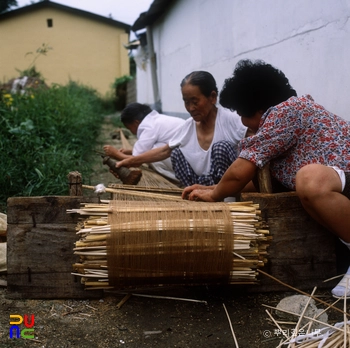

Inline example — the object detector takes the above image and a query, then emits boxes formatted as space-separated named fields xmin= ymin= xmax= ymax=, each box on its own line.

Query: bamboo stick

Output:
xmin=223 ymin=303 xmax=240 ymax=347
xmin=82 ymin=185 xmax=184 ymax=201
xmin=287 ymin=287 xmax=317 ymax=348
xmin=262 ymin=304 xmax=345 ymax=333
xmin=116 ymin=293 xmax=132 ymax=309
xmin=109 ymin=183 xmax=183 ymax=194
xmin=258 ymin=269 xmax=346 ymax=316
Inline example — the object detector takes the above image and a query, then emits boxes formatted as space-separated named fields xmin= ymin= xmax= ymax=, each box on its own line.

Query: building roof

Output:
xmin=0 ymin=0 xmax=130 ymax=32
xmin=132 ymin=0 xmax=175 ymax=31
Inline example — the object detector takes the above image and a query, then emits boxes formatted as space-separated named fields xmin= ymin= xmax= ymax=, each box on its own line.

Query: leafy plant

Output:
xmin=0 ymin=81 xmax=115 ymax=212
xmin=16 ymin=43 xmax=53 ymax=79
xmin=112 ymin=75 xmax=133 ymax=89
xmin=0 ymin=0 xmax=17 ymax=14
xmin=112 ymin=75 xmax=133 ymax=110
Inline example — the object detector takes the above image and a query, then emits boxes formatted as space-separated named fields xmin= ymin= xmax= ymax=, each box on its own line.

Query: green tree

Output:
xmin=0 ymin=0 xmax=18 ymax=13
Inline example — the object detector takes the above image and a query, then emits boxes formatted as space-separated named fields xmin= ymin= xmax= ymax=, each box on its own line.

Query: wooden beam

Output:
xmin=240 ymin=191 xmax=338 ymax=292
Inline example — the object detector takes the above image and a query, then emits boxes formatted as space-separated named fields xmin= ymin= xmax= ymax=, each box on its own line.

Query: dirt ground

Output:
xmin=0 ymin=282 xmax=311 ymax=348
xmin=0 ymin=115 xmax=347 ymax=347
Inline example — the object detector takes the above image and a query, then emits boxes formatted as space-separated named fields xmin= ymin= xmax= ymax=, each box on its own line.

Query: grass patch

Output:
xmin=109 ymin=113 xmax=123 ymax=128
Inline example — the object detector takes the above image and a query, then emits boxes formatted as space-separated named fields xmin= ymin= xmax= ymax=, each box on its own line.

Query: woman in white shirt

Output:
xmin=116 ymin=71 xmax=249 ymax=187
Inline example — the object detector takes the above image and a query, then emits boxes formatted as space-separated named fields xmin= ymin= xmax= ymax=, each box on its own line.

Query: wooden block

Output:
xmin=6 ymin=196 xmax=103 ymax=299
xmin=7 ymin=196 xmax=87 ymax=224
xmin=240 ymin=192 xmax=338 ymax=292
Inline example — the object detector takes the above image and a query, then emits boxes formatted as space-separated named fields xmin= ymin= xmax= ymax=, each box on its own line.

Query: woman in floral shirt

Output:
xmin=183 ymin=59 xmax=350 ymax=298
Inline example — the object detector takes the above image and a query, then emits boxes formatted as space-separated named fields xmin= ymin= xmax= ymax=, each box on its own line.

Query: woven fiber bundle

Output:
xmin=69 ymin=199 xmax=270 ymax=290
xmin=107 ymin=200 xmax=234 ymax=287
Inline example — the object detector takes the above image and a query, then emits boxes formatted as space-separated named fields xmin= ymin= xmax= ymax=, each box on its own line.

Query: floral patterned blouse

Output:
xmin=238 ymin=95 xmax=350 ymax=190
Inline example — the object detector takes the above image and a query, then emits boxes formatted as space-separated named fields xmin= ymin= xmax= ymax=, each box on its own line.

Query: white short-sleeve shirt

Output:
xmin=168 ymin=106 xmax=247 ymax=175
xmin=132 ymin=110 xmax=185 ymax=181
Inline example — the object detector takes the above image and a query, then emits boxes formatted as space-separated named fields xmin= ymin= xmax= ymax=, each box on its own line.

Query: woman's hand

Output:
xmin=116 ymin=157 xmax=135 ymax=168
xmin=103 ymin=145 xmax=120 ymax=158
xmin=182 ymin=184 xmax=216 ymax=200
xmin=186 ymin=188 xmax=216 ymax=202
xmin=104 ymin=145 xmax=132 ymax=161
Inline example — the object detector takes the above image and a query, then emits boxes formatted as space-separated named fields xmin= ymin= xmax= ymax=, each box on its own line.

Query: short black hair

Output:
xmin=120 ymin=103 xmax=152 ymax=125
xmin=180 ymin=71 xmax=218 ymax=97
xmin=219 ymin=59 xmax=297 ymax=117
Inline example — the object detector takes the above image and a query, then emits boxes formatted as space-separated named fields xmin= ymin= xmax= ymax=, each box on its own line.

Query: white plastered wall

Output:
xmin=136 ymin=0 xmax=350 ymax=120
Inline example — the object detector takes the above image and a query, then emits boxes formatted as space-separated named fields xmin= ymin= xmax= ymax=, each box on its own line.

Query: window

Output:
xmin=47 ymin=19 xmax=53 ymax=28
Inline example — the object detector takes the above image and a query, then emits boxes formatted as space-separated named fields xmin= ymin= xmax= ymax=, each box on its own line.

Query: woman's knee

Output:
xmin=296 ymin=164 xmax=342 ymax=199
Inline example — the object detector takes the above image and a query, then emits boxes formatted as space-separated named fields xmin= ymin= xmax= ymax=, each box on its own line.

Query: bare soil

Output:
xmin=0 ymin=115 xmax=346 ymax=348
xmin=0 ymin=281 xmax=345 ymax=348
xmin=0 ymin=284 xmax=291 ymax=347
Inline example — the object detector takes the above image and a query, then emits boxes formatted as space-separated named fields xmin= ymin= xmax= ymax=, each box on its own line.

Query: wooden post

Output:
xmin=67 ymin=171 xmax=82 ymax=196
xmin=257 ymin=164 xmax=272 ymax=193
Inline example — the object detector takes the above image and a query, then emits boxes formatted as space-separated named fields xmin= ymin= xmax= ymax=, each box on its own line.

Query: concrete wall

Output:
xmin=136 ymin=0 xmax=350 ymax=120
xmin=0 ymin=7 xmax=130 ymax=96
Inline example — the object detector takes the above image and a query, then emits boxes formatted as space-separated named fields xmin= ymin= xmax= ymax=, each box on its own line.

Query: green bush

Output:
xmin=112 ymin=75 xmax=133 ymax=110
xmin=0 ymin=81 xmax=114 ymax=212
